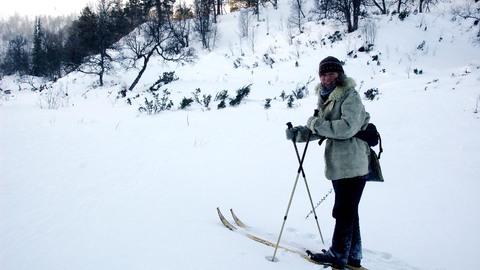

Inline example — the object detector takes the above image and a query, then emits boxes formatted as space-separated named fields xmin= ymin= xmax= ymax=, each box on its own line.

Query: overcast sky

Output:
xmin=0 ymin=0 xmax=94 ymax=18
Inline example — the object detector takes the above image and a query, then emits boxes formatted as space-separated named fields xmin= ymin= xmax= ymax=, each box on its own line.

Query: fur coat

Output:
xmin=298 ymin=76 xmax=371 ymax=180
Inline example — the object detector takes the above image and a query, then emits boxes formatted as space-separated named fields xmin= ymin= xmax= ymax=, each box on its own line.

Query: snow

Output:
xmin=1 ymin=1 xmax=480 ymax=269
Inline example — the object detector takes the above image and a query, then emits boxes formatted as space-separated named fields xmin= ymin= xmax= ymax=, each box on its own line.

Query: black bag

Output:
xmin=355 ymin=123 xmax=379 ymax=146
xmin=355 ymin=123 xmax=383 ymax=159
xmin=367 ymin=148 xmax=384 ymax=182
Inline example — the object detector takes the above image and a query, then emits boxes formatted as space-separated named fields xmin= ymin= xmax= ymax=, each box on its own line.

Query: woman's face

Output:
xmin=320 ymin=72 xmax=339 ymax=88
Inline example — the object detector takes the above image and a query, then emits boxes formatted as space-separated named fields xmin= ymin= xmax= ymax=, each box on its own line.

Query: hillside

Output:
xmin=1 ymin=1 xmax=480 ymax=269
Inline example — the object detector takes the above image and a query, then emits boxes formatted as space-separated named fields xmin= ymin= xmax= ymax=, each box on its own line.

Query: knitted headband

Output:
xmin=319 ymin=56 xmax=344 ymax=75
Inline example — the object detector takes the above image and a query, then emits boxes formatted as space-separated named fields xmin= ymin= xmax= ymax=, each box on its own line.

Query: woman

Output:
xmin=286 ymin=56 xmax=370 ymax=270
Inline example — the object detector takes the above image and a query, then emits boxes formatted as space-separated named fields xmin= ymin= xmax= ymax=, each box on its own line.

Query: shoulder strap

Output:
xmin=377 ymin=131 xmax=383 ymax=159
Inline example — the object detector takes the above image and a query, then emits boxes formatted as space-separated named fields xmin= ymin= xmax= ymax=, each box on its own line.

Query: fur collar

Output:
xmin=315 ymin=77 xmax=357 ymax=101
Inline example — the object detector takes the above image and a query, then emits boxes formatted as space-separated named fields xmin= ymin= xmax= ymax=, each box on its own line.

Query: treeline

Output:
xmin=0 ymin=0 xmax=476 ymax=85
xmin=0 ymin=0 xmax=216 ymax=84
xmin=1 ymin=0 xmax=144 ymax=79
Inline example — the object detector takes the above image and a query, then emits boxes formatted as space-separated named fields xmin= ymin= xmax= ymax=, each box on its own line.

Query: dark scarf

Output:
xmin=321 ymin=85 xmax=336 ymax=101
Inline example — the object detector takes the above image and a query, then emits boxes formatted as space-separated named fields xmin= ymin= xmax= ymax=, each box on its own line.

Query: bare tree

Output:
xmin=215 ymin=0 xmax=224 ymax=17
xmin=315 ymin=0 xmax=363 ymax=32
xmin=248 ymin=24 xmax=257 ymax=53
xmin=124 ymin=24 xmax=160 ymax=91
xmin=193 ymin=0 xmax=218 ymax=50
xmin=289 ymin=0 xmax=307 ymax=34
xmin=418 ymin=0 xmax=438 ymax=13
xmin=238 ymin=9 xmax=254 ymax=38
xmin=451 ymin=1 xmax=480 ymax=44
xmin=345 ymin=0 xmax=362 ymax=33
xmin=125 ymin=4 xmax=196 ymax=90
xmin=396 ymin=0 xmax=415 ymax=13
xmin=368 ymin=0 xmax=388 ymax=14
xmin=211 ymin=0 xmax=225 ymax=23
xmin=171 ymin=1 xmax=194 ymax=48
xmin=362 ymin=19 xmax=378 ymax=47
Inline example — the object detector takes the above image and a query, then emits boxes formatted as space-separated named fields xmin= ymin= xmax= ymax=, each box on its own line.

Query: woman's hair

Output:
xmin=335 ymin=72 xmax=348 ymax=87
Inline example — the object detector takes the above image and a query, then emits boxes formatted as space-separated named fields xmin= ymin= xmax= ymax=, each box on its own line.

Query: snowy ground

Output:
xmin=1 ymin=1 xmax=480 ymax=269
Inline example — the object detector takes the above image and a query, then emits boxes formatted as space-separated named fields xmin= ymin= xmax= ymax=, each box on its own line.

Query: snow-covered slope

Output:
xmin=1 ymin=1 xmax=479 ymax=269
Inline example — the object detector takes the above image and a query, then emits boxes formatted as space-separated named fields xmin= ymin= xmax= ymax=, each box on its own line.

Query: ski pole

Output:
xmin=287 ymin=110 xmax=325 ymax=243
xmin=270 ymin=110 xmax=321 ymax=262
xmin=286 ymin=120 xmax=325 ymax=245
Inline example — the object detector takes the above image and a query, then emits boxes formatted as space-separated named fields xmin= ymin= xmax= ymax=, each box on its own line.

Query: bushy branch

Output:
xmin=150 ymin=71 xmax=179 ymax=91
xmin=38 ymin=84 xmax=69 ymax=109
xmin=364 ymin=88 xmax=380 ymax=100
xmin=179 ymin=97 xmax=194 ymax=109
xmin=215 ymin=90 xmax=229 ymax=109
xmin=229 ymin=84 xmax=251 ymax=106
xmin=138 ymin=89 xmax=173 ymax=114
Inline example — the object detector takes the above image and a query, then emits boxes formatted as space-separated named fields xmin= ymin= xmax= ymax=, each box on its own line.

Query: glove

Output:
xmin=286 ymin=126 xmax=299 ymax=140
xmin=307 ymin=116 xmax=319 ymax=133
xmin=286 ymin=125 xmax=311 ymax=141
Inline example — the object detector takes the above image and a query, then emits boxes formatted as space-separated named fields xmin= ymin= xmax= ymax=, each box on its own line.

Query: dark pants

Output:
xmin=330 ymin=177 xmax=366 ymax=266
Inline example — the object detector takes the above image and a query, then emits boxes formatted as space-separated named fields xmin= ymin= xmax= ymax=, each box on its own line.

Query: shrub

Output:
xmin=286 ymin=95 xmax=295 ymax=108
xmin=328 ymin=31 xmax=343 ymax=43
xmin=38 ymin=84 xmax=69 ymax=110
xmin=364 ymin=88 xmax=380 ymax=100
xmin=292 ymin=85 xmax=307 ymax=100
xmin=358 ymin=44 xmax=374 ymax=52
xmin=398 ymin=10 xmax=410 ymax=21
xmin=139 ymin=89 xmax=174 ymax=114
xmin=413 ymin=68 xmax=423 ymax=75
xmin=149 ymin=71 xmax=179 ymax=91
xmin=192 ymin=88 xmax=202 ymax=104
xmin=417 ymin=40 xmax=426 ymax=50
xmin=215 ymin=90 xmax=229 ymax=110
xmin=161 ymin=71 xmax=178 ymax=85
xmin=264 ymin=98 xmax=272 ymax=109
xmin=215 ymin=90 xmax=229 ymax=101
xmin=263 ymin=53 xmax=275 ymax=68
xmin=179 ymin=97 xmax=194 ymax=109
xmin=233 ymin=58 xmax=243 ymax=68
xmin=202 ymin=94 xmax=212 ymax=109
xmin=118 ymin=88 xmax=127 ymax=99
xmin=218 ymin=100 xmax=227 ymax=109
xmin=229 ymin=84 xmax=251 ymax=106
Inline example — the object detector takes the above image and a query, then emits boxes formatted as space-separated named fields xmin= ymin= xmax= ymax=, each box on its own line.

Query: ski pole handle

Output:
xmin=286 ymin=122 xmax=293 ymax=129
xmin=313 ymin=109 xmax=319 ymax=117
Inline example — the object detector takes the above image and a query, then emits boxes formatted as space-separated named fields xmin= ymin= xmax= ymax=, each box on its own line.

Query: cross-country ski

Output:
xmin=217 ymin=208 xmax=368 ymax=270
